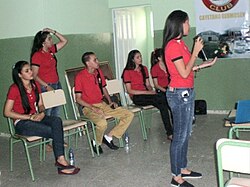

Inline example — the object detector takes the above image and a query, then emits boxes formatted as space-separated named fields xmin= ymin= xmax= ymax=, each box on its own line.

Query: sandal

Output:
xmin=55 ymin=161 xmax=75 ymax=169
xmin=58 ymin=167 xmax=80 ymax=175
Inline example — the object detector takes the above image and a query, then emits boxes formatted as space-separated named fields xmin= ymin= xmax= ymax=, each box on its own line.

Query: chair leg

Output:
xmin=119 ymin=138 xmax=124 ymax=148
xmin=10 ymin=138 xmax=14 ymax=171
xmin=22 ymin=140 xmax=35 ymax=181
xmin=138 ymin=111 xmax=147 ymax=140
xmin=84 ymin=125 xmax=95 ymax=157
xmin=114 ymin=118 xmax=124 ymax=148
xmin=75 ymin=128 xmax=80 ymax=148
xmin=143 ymin=109 xmax=153 ymax=129
xmin=39 ymin=139 xmax=44 ymax=162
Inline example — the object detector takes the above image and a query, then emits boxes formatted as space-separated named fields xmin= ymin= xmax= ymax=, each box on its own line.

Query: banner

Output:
xmin=195 ymin=0 xmax=250 ymax=59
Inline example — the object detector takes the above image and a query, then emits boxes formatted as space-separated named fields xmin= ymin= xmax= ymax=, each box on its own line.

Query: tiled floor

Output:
xmin=0 ymin=112 xmax=231 ymax=187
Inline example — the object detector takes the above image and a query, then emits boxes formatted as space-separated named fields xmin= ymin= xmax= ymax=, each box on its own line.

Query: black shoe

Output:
xmin=181 ymin=171 xmax=202 ymax=179
xmin=171 ymin=178 xmax=194 ymax=187
xmin=102 ymin=136 xmax=119 ymax=150
xmin=91 ymin=140 xmax=103 ymax=154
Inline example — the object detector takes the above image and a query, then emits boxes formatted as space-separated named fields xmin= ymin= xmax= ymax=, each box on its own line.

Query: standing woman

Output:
xmin=30 ymin=28 xmax=68 ymax=117
xmin=162 ymin=10 xmax=217 ymax=187
xmin=122 ymin=49 xmax=173 ymax=139
xmin=4 ymin=61 xmax=80 ymax=175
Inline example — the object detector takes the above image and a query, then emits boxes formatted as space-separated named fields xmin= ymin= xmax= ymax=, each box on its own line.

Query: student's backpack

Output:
xmin=195 ymin=100 xmax=207 ymax=115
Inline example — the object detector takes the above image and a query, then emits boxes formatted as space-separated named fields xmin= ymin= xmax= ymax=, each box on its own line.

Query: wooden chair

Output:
xmin=216 ymin=138 xmax=250 ymax=187
xmin=41 ymin=89 xmax=94 ymax=157
xmin=7 ymin=117 xmax=50 ymax=181
xmin=106 ymin=79 xmax=147 ymax=140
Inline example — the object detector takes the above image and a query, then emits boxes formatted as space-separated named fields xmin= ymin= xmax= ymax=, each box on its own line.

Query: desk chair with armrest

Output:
xmin=64 ymin=65 xmax=125 ymax=156
xmin=41 ymin=89 xmax=94 ymax=157
xmin=216 ymin=138 xmax=250 ymax=187
xmin=122 ymin=83 xmax=159 ymax=135
xmin=70 ymin=86 xmax=125 ymax=154
xmin=106 ymin=79 xmax=147 ymax=140
xmin=225 ymin=109 xmax=250 ymax=139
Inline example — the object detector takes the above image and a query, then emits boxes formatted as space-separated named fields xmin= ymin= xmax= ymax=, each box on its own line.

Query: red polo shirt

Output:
xmin=7 ymin=83 xmax=41 ymax=115
xmin=165 ymin=39 xmax=194 ymax=88
xmin=122 ymin=65 xmax=149 ymax=91
xmin=150 ymin=63 xmax=169 ymax=88
xmin=74 ymin=68 xmax=106 ymax=104
xmin=31 ymin=44 xmax=59 ymax=83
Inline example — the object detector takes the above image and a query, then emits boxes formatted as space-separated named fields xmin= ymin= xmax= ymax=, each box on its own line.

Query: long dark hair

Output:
xmin=121 ymin=49 xmax=147 ymax=89
xmin=150 ymin=48 xmax=163 ymax=67
xmin=12 ymin=61 xmax=39 ymax=114
xmin=162 ymin=10 xmax=189 ymax=61
xmin=30 ymin=31 xmax=50 ymax=61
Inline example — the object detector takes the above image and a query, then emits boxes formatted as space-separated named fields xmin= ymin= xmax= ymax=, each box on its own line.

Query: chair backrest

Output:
xmin=41 ymin=89 xmax=69 ymax=119
xmin=71 ymin=87 xmax=82 ymax=119
xmin=216 ymin=138 xmax=250 ymax=173
xmin=106 ymin=79 xmax=127 ymax=107
xmin=216 ymin=138 xmax=250 ymax=187
xmin=41 ymin=89 xmax=66 ymax=109
xmin=121 ymin=81 xmax=135 ymax=106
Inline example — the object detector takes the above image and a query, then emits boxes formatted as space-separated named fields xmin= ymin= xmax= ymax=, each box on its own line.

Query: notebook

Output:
xmin=226 ymin=100 xmax=250 ymax=124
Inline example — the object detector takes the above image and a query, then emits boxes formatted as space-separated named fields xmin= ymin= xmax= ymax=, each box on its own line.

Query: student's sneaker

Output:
xmin=171 ymin=178 xmax=194 ymax=187
xmin=181 ymin=171 xmax=202 ymax=179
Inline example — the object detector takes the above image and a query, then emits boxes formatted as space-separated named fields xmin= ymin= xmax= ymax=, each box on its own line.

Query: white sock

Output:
xmin=92 ymin=139 xmax=96 ymax=146
xmin=104 ymin=135 xmax=112 ymax=143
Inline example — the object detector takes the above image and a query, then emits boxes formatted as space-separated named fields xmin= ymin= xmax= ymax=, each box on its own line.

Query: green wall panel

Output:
xmin=1 ymin=29 xmax=250 ymax=133
xmin=0 ymin=33 xmax=114 ymax=133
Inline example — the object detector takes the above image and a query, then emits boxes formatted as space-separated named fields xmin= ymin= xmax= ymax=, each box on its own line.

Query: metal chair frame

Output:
xmin=7 ymin=118 xmax=50 ymax=181
xmin=216 ymin=138 xmax=250 ymax=187
xmin=41 ymin=89 xmax=94 ymax=158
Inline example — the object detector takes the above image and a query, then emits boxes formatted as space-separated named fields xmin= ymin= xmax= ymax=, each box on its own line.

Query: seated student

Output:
xmin=74 ymin=52 xmax=134 ymax=154
xmin=122 ymin=49 xmax=173 ymax=140
xmin=150 ymin=48 xmax=173 ymax=137
xmin=150 ymin=48 xmax=169 ymax=93
xmin=3 ymin=61 xmax=80 ymax=175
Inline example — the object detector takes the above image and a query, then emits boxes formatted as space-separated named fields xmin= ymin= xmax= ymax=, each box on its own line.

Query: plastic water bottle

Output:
xmin=124 ymin=132 xmax=130 ymax=153
xmin=69 ymin=148 xmax=75 ymax=166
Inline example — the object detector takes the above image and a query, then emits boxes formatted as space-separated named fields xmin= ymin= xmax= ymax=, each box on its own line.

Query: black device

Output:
xmin=192 ymin=35 xmax=208 ymax=61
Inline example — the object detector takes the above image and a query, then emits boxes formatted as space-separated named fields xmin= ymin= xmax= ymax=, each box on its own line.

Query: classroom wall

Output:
xmin=0 ymin=33 xmax=114 ymax=134
xmin=0 ymin=0 xmax=250 ymax=133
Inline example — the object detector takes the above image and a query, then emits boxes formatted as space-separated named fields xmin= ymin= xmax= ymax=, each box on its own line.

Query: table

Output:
xmin=225 ymin=109 xmax=250 ymax=139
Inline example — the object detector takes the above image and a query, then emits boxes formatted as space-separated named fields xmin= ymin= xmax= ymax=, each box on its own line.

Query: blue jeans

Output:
xmin=166 ymin=88 xmax=195 ymax=176
xmin=15 ymin=115 xmax=64 ymax=159
xmin=41 ymin=81 xmax=62 ymax=117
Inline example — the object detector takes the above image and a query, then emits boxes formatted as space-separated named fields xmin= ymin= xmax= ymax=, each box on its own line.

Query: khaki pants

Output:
xmin=83 ymin=102 xmax=134 ymax=145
